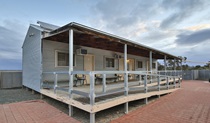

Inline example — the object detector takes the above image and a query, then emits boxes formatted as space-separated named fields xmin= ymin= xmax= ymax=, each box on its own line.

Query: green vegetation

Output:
xmin=158 ymin=60 xmax=210 ymax=70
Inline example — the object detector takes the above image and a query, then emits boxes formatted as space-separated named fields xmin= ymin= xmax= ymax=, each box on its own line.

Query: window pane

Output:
xmin=111 ymin=59 xmax=114 ymax=67
xmin=137 ymin=61 xmax=142 ymax=68
xmin=152 ymin=63 xmax=156 ymax=68
xmin=105 ymin=58 xmax=115 ymax=68
xmin=57 ymin=52 xmax=70 ymax=66
xmin=106 ymin=59 xmax=109 ymax=67
xmin=58 ymin=52 xmax=66 ymax=66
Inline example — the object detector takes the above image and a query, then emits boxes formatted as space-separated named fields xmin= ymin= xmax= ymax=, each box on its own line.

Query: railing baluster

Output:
xmin=158 ymin=75 xmax=160 ymax=91
xmin=139 ymin=74 xmax=141 ymax=85
xmin=102 ymin=74 xmax=106 ymax=93
xmin=54 ymin=73 xmax=57 ymax=94
xmin=167 ymin=76 xmax=169 ymax=90
xmin=173 ymin=77 xmax=176 ymax=88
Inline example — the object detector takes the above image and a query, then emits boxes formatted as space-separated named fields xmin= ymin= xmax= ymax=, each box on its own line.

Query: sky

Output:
xmin=0 ymin=0 xmax=210 ymax=70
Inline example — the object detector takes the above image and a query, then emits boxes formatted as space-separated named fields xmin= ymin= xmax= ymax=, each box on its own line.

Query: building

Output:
xmin=22 ymin=21 xmax=182 ymax=123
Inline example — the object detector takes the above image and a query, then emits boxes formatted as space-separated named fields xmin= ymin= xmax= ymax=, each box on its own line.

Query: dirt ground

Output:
xmin=0 ymin=87 xmax=157 ymax=123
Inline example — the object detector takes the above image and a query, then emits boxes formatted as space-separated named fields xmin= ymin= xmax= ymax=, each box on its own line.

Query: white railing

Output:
xmin=42 ymin=70 xmax=182 ymax=105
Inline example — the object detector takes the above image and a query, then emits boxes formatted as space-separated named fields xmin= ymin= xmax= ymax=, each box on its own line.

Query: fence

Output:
xmin=182 ymin=70 xmax=210 ymax=80
xmin=0 ymin=70 xmax=22 ymax=89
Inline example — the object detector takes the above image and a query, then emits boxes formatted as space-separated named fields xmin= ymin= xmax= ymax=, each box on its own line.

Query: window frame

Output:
xmin=55 ymin=50 xmax=76 ymax=67
xmin=137 ymin=60 xmax=143 ymax=69
xmin=104 ymin=56 xmax=115 ymax=69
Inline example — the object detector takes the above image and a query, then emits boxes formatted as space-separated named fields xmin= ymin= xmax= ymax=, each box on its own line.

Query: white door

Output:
xmin=119 ymin=58 xmax=124 ymax=80
xmin=84 ymin=55 xmax=94 ymax=84
xmin=128 ymin=59 xmax=135 ymax=80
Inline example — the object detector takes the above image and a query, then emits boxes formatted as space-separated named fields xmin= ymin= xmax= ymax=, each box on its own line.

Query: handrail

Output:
xmin=41 ymin=70 xmax=182 ymax=105
xmin=43 ymin=70 xmax=182 ymax=78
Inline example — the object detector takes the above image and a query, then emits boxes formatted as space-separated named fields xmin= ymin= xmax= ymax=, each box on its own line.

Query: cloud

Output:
xmin=90 ymin=0 xmax=210 ymax=64
xmin=91 ymin=0 xmax=162 ymax=36
xmin=175 ymin=28 xmax=210 ymax=45
xmin=0 ymin=20 xmax=27 ymax=69
xmin=139 ymin=30 xmax=178 ymax=43
xmin=160 ymin=0 xmax=208 ymax=29
xmin=184 ymin=24 xmax=210 ymax=31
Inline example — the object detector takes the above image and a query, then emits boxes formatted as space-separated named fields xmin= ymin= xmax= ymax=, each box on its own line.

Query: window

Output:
xmin=55 ymin=51 xmax=75 ymax=67
xmin=105 ymin=57 xmax=115 ymax=68
xmin=137 ymin=61 xmax=143 ymax=68
xmin=152 ymin=63 xmax=156 ymax=69
xmin=57 ymin=52 xmax=69 ymax=66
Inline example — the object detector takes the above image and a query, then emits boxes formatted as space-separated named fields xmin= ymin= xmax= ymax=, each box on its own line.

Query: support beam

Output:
xmin=144 ymin=75 xmax=148 ymax=104
xmin=90 ymin=72 xmax=96 ymax=123
xmin=90 ymin=72 xmax=95 ymax=105
xmin=174 ymin=58 xmax=176 ymax=76
xmin=149 ymin=51 xmax=152 ymax=83
xmin=124 ymin=44 xmax=128 ymax=114
xmin=181 ymin=59 xmax=183 ymax=80
xmin=164 ymin=55 xmax=167 ymax=76
xmin=69 ymin=29 xmax=74 ymax=98
xmin=69 ymin=29 xmax=74 ymax=116
xmin=90 ymin=113 xmax=95 ymax=123
xmin=69 ymin=104 xmax=73 ymax=116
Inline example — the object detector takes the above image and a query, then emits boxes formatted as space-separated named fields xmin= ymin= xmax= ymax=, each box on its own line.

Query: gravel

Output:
xmin=0 ymin=88 xmax=159 ymax=123
xmin=0 ymin=88 xmax=40 ymax=104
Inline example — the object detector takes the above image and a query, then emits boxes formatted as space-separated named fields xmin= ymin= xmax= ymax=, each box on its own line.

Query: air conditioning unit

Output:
xmin=76 ymin=48 xmax=87 ymax=55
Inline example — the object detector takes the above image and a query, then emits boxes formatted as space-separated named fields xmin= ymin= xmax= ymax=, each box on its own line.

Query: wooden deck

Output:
xmin=41 ymin=78 xmax=180 ymax=114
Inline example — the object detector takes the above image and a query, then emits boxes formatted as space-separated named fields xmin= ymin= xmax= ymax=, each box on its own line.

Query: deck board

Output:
xmin=41 ymin=83 xmax=180 ymax=113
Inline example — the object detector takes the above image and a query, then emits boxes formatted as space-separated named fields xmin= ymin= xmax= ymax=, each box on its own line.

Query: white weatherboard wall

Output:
xmin=42 ymin=40 xmax=157 ymax=82
xmin=22 ymin=26 xmax=42 ymax=92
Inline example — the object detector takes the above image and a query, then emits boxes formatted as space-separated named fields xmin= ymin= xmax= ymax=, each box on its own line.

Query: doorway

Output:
xmin=84 ymin=55 xmax=95 ymax=84
xmin=118 ymin=58 xmax=135 ymax=80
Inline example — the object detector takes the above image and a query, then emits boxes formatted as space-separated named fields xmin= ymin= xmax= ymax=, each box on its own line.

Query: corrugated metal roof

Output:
xmin=37 ymin=21 xmax=60 ymax=31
